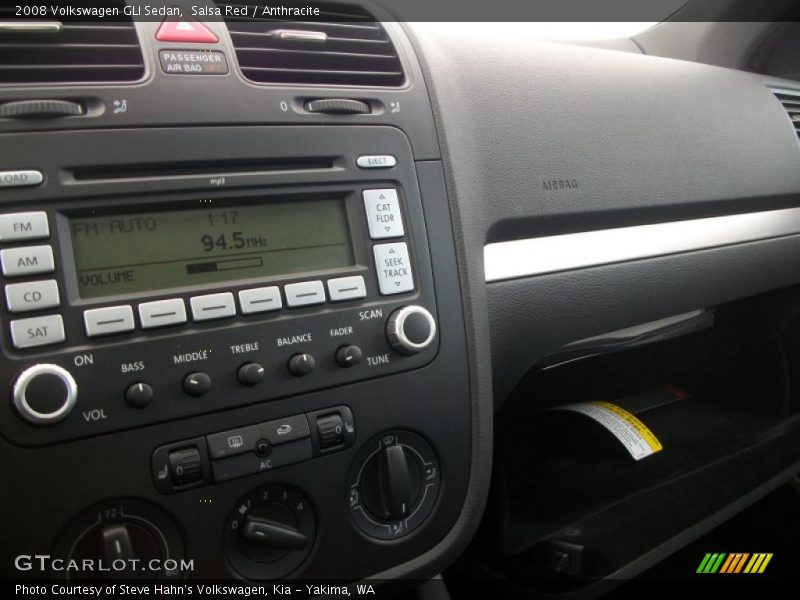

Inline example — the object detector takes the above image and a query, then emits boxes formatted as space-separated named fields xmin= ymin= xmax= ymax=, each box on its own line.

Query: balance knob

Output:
xmin=12 ymin=364 xmax=78 ymax=425
xmin=385 ymin=306 xmax=436 ymax=355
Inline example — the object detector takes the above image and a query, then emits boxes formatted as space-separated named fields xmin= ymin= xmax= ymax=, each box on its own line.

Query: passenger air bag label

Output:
xmin=159 ymin=50 xmax=228 ymax=75
xmin=553 ymin=401 xmax=663 ymax=460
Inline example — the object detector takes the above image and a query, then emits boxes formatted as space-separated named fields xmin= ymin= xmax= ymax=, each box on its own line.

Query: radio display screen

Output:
xmin=69 ymin=199 xmax=354 ymax=299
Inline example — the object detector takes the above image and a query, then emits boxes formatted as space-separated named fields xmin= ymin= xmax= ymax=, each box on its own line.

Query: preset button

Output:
xmin=84 ymin=305 xmax=135 ymax=337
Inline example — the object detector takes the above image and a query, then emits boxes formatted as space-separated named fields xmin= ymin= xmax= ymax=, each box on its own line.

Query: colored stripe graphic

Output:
xmin=699 ymin=552 xmax=773 ymax=574
xmin=696 ymin=553 xmax=713 ymax=573
xmin=697 ymin=553 xmax=727 ymax=573
xmin=719 ymin=554 xmax=735 ymax=573
xmin=743 ymin=553 xmax=773 ymax=574
xmin=732 ymin=553 xmax=749 ymax=573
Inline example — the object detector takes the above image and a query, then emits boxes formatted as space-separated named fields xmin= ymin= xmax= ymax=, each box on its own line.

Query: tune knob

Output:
xmin=385 ymin=305 xmax=436 ymax=355
xmin=12 ymin=364 xmax=77 ymax=425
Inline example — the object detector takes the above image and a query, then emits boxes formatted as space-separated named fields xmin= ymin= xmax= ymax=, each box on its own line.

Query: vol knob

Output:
xmin=386 ymin=305 xmax=436 ymax=355
xmin=12 ymin=364 xmax=77 ymax=425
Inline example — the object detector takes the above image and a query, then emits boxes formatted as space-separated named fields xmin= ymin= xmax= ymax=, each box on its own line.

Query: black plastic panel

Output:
xmin=0 ymin=126 xmax=476 ymax=581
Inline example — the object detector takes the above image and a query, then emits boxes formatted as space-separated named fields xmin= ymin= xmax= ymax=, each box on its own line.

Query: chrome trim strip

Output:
xmin=0 ymin=21 xmax=63 ymax=33
xmin=274 ymin=30 xmax=328 ymax=42
xmin=484 ymin=207 xmax=800 ymax=282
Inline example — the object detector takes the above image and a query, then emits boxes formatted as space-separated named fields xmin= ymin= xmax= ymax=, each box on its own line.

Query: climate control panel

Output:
xmin=152 ymin=406 xmax=355 ymax=494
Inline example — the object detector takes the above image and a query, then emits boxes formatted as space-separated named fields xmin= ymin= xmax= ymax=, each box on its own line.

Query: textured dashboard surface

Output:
xmin=407 ymin=26 xmax=800 ymax=400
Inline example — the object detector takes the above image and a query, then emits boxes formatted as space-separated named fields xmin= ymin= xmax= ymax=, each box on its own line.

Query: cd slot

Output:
xmin=64 ymin=157 xmax=340 ymax=183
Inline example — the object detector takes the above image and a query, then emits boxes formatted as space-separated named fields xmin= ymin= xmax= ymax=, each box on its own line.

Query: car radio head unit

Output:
xmin=68 ymin=197 xmax=355 ymax=299
xmin=0 ymin=126 xmax=440 ymax=447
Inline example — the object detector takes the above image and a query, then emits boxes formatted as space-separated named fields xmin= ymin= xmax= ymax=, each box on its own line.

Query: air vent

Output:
xmin=0 ymin=2 xmax=145 ymax=85
xmin=218 ymin=2 xmax=404 ymax=87
xmin=773 ymin=90 xmax=800 ymax=140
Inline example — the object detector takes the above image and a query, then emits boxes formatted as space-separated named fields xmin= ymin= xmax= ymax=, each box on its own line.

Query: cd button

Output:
xmin=0 ymin=211 xmax=48 ymax=241
xmin=5 ymin=279 xmax=60 ymax=313
xmin=0 ymin=245 xmax=54 ymax=277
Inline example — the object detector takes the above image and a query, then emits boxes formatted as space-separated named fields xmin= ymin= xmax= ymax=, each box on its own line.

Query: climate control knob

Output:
xmin=385 ymin=305 xmax=436 ymax=355
xmin=12 ymin=364 xmax=77 ymax=425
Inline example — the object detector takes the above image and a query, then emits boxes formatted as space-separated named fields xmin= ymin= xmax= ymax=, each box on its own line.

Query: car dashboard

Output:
xmin=2 ymin=0 xmax=800 ymax=593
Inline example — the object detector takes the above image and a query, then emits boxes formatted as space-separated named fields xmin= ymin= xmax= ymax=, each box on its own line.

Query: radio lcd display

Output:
xmin=69 ymin=199 xmax=354 ymax=299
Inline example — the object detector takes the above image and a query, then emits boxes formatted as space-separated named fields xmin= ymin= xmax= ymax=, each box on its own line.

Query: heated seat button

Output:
xmin=316 ymin=414 xmax=345 ymax=450
xmin=183 ymin=372 xmax=211 ymax=396
xmin=168 ymin=447 xmax=203 ymax=486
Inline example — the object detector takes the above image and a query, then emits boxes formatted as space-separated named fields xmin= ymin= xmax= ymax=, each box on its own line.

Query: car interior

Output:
xmin=2 ymin=0 xmax=800 ymax=596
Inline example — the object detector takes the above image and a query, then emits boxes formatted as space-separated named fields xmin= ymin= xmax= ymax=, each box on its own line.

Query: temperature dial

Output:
xmin=53 ymin=499 xmax=185 ymax=581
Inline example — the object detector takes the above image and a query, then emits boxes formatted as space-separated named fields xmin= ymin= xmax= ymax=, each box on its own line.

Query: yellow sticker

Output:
xmin=556 ymin=401 xmax=663 ymax=460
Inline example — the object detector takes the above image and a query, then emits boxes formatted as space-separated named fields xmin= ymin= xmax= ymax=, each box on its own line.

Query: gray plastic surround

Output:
xmin=405 ymin=25 xmax=800 ymax=402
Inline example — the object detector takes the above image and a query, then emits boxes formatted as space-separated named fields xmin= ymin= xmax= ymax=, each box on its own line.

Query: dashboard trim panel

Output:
xmin=484 ymin=207 xmax=800 ymax=282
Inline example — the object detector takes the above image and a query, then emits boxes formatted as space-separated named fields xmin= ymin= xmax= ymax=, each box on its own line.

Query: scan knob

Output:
xmin=386 ymin=305 xmax=436 ymax=355
xmin=12 ymin=364 xmax=77 ymax=425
